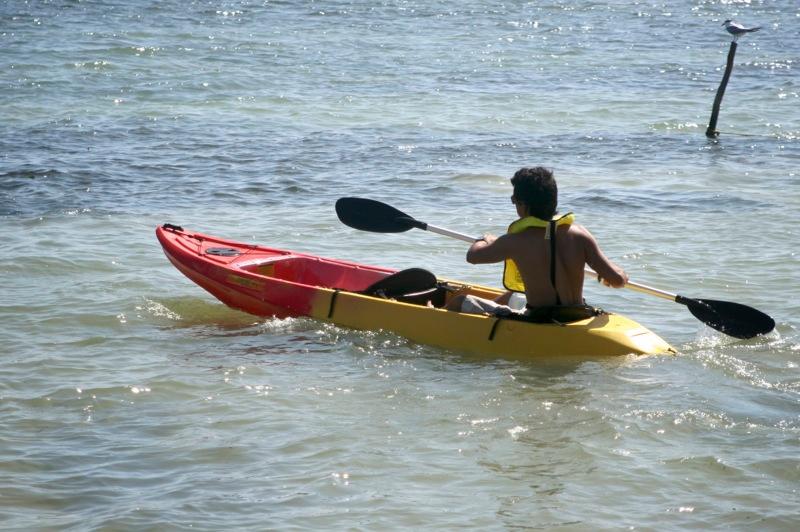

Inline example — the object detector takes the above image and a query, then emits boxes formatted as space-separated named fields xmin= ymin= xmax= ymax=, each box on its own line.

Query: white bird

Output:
xmin=722 ymin=19 xmax=762 ymax=41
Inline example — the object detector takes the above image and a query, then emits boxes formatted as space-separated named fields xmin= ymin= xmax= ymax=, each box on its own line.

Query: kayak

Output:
xmin=156 ymin=224 xmax=677 ymax=359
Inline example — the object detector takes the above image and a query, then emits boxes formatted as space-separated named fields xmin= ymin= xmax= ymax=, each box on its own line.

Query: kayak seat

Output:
xmin=516 ymin=304 xmax=606 ymax=324
xmin=360 ymin=268 xmax=449 ymax=307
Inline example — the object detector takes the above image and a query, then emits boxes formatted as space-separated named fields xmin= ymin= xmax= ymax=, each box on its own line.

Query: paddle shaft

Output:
xmin=423 ymin=223 xmax=478 ymax=243
xmin=423 ymin=223 xmax=679 ymax=301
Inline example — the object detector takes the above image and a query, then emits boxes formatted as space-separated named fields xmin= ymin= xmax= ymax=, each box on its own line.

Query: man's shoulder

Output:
xmin=567 ymin=223 xmax=590 ymax=235
xmin=565 ymin=223 xmax=596 ymax=244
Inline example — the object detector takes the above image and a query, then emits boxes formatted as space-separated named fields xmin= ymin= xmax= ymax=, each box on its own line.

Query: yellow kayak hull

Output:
xmin=309 ymin=285 xmax=676 ymax=359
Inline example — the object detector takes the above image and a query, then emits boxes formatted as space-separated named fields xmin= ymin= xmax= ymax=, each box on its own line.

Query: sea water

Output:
xmin=1 ymin=1 xmax=798 ymax=529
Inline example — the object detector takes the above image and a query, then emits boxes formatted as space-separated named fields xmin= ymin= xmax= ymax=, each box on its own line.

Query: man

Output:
xmin=446 ymin=167 xmax=628 ymax=317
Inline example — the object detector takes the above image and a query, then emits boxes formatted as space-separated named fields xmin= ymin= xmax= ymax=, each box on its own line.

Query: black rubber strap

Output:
xmin=488 ymin=317 xmax=502 ymax=341
xmin=327 ymin=289 xmax=340 ymax=319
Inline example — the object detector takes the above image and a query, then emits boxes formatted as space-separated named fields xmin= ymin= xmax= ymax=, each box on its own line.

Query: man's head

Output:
xmin=510 ymin=167 xmax=558 ymax=219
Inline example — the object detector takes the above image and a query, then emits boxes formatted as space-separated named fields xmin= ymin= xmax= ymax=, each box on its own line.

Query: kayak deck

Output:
xmin=156 ymin=224 xmax=677 ymax=359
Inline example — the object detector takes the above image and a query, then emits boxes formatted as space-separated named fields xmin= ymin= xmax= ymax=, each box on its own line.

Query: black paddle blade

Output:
xmin=335 ymin=197 xmax=425 ymax=233
xmin=679 ymin=296 xmax=776 ymax=339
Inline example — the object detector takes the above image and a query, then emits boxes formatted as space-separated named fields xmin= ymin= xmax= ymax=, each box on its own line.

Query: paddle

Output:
xmin=335 ymin=197 xmax=776 ymax=339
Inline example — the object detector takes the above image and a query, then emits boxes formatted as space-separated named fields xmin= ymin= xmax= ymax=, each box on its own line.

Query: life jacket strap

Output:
xmin=549 ymin=220 xmax=562 ymax=305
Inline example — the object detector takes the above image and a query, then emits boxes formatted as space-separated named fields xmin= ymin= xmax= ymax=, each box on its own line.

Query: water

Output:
xmin=2 ymin=1 xmax=799 ymax=529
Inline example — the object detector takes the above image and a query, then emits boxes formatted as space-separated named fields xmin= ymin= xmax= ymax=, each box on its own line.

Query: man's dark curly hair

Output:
xmin=510 ymin=167 xmax=558 ymax=220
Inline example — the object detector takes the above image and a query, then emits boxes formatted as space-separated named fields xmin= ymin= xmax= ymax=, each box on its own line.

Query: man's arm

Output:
xmin=581 ymin=227 xmax=628 ymax=288
xmin=464 ymin=236 xmax=515 ymax=305
xmin=466 ymin=234 xmax=515 ymax=264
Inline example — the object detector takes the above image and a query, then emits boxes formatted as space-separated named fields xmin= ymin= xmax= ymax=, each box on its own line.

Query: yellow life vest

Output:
xmin=502 ymin=212 xmax=575 ymax=292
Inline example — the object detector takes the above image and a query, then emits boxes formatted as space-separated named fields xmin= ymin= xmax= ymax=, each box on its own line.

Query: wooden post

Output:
xmin=706 ymin=41 xmax=738 ymax=138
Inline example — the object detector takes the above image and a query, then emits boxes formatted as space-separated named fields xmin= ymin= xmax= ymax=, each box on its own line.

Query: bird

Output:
xmin=722 ymin=19 xmax=762 ymax=41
